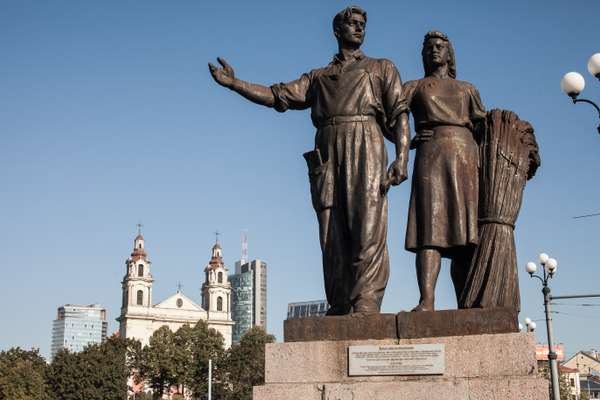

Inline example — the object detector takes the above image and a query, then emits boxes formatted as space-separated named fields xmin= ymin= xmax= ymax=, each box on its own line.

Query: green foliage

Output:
xmin=24 ymin=322 xmax=274 ymax=400
xmin=135 ymin=326 xmax=178 ymax=397
xmin=133 ymin=320 xmax=226 ymax=399
xmin=48 ymin=335 xmax=131 ymax=400
xmin=222 ymin=327 xmax=275 ymax=400
xmin=580 ymin=389 xmax=590 ymax=400
xmin=184 ymin=320 xmax=226 ymax=399
xmin=538 ymin=364 xmax=577 ymax=400
xmin=0 ymin=347 xmax=50 ymax=400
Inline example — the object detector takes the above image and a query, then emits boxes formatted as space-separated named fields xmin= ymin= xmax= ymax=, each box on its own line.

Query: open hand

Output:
xmin=208 ymin=57 xmax=235 ymax=88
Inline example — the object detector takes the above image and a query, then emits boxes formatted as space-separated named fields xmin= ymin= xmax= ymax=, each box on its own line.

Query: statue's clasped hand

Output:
xmin=381 ymin=159 xmax=408 ymax=195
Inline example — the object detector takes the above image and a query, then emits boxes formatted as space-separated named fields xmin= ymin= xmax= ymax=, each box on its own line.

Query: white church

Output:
xmin=117 ymin=231 xmax=234 ymax=348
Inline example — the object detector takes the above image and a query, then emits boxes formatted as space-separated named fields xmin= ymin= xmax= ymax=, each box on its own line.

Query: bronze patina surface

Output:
xmin=209 ymin=6 xmax=410 ymax=315
xmin=284 ymin=308 xmax=518 ymax=342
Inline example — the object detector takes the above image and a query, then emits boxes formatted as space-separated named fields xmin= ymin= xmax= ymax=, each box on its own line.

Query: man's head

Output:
xmin=422 ymin=31 xmax=456 ymax=78
xmin=333 ymin=6 xmax=367 ymax=48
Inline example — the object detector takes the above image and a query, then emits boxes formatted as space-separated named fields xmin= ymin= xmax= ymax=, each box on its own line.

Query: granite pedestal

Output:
xmin=254 ymin=309 xmax=548 ymax=399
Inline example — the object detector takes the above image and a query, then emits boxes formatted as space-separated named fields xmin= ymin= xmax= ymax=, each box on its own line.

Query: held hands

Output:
xmin=381 ymin=158 xmax=408 ymax=195
xmin=208 ymin=57 xmax=236 ymax=88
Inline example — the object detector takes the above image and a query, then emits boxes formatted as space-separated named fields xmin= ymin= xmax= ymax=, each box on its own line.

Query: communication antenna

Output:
xmin=241 ymin=230 xmax=249 ymax=265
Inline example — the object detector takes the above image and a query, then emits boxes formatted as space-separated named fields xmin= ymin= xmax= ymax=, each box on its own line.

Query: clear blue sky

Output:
xmin=1 ymin=0 xmax=599 ymax=360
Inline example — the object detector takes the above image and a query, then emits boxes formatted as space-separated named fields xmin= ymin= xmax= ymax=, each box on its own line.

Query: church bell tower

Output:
xmin=201 ymin=236 xmax=232 ymax=321
xmin=119 ymin=225 xmax=153 ymax=336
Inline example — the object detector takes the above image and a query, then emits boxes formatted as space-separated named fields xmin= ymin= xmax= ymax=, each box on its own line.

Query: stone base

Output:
xmin=253 ymin=332 xmax=548 ymax=400
xmin=254 ymin=377 xmax=547 ymax=400
xmin=284 ymin=307 xmax=518 ymax=342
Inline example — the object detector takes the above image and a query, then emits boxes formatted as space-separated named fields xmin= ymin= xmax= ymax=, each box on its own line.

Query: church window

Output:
xmin=217 ymin=296 xmax=223 ymax=311
xmin=138 ymin=243 xmax=142 ymax=249
xmin=218 ymin=271 xmax=223 ymax=283
xmin=137 ymin=290 xmax=144 ymax=305
xmin=138 ymin=264 xmax=144 ymax=277
xmin=176 ymin=298 xmax=183 ymax=308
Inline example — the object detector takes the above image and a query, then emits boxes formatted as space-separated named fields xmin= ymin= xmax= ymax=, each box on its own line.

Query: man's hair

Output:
xmin=332 ymin=6 xmax=367 ymax=34
xmin=422 ymin=30 xmax=456 ymax=79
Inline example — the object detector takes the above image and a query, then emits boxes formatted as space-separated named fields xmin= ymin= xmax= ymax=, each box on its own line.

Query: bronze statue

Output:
xmin=402 ymin=31 xmax=486 ymax=311
xmin=209 ymin=6 xmax=410 ymax=315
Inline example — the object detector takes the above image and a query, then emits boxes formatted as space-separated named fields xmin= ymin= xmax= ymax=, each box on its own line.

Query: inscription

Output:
xmin=348 ymin=344 xmax=444 ymax=376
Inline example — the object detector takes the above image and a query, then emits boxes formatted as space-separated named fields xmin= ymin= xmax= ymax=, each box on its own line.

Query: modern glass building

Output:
xmin=230 ymin=272 xmax=253 ymax=343
xmin=287 ymin=300 xmax=329 ymax=319
xmin=51 ymin=304 xmax=108 ymax=360
xmin=230 ymin=259 xmax=267 ymax=343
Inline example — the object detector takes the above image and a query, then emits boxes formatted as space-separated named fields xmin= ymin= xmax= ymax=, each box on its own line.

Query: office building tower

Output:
xmin=230 ymin=259 xmax=267 ymax=343
xmin=287 ymin=300 xmax=329 ymax=319
xmin=51 ymin=304 xmax=108 ymax=359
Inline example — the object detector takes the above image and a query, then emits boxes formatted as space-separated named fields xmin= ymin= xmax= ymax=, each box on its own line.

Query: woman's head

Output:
xmin=422 ymin=31 xmax=456 ymax=78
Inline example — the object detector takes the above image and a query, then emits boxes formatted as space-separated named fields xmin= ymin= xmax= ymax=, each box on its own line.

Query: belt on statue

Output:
xmin=316 ymin=115 xmax=375 ymax=128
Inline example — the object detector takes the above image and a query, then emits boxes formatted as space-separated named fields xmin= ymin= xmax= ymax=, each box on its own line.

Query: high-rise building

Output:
xmin=287 ymin=300 xmax=329 ymax=319
xmin=230 ymin=258 xmax=267 ymax=343
xmin=117 ymin=231 xmax=234 ymax=348
xmin=51 ymin=304 xmax=108 ymax=359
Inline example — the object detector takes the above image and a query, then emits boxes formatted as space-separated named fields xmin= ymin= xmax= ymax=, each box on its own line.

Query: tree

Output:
xmin=185 ymin=320 xmax=226 ymax=400
xmin=130 ymin=321 xmax=226 ymax=399
xmin=136 ymin=326 xmax=179 ymax=398
xmin=538 ymin=364 xmax=575 ymax=400
xmin=47 ymin=349 xmax=83 ymax=400
xmin=580 ymin=389 xmax=590 ymax=400
xmin=48 ymin=335 xmax=131 ymax=400
xmin=81 ymin=336 xmax=130 ymax=400
xmin=0 ymin=347 xmax=51 ymax=400
xmin=222 ymin=327 xmax=275 ymax=400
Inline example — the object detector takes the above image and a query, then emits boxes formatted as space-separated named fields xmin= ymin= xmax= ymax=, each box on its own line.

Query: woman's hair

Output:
xmin=332 ymin=6 xmax=367 ymax=34
xmin=422 ymin=30 xmax=456 ymax=79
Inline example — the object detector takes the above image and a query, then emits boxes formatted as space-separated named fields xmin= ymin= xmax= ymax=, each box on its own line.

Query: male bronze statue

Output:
xmin=209 ymin=6 xmax=410 ymax=315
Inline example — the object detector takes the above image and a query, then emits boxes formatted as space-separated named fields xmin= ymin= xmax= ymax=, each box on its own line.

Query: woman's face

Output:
xmin=424 ymin=37 xmax=449 ymax=67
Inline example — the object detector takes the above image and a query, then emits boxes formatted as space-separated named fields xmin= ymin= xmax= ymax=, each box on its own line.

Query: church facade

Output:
xmin=117 ymin=232 xmax=234 ymax=348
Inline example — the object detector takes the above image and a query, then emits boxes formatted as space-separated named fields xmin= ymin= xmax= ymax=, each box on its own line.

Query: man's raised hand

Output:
xmin=208 ymin=57 xmax=236 ymax=88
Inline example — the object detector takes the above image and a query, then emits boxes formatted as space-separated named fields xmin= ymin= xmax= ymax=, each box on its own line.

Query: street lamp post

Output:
xmin=526 ymin=253 xmax=561 ymax=400
xmin=561 ymin=53 xmax=600 ymax=134
xmin=208 ymin=358 xmax=212 ymax=400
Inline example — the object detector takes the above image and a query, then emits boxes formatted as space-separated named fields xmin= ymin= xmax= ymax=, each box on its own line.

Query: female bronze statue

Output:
xmin=403 ymin=31 xmax=486 ymax=311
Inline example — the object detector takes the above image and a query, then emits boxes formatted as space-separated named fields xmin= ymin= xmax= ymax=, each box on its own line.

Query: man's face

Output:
xmin=337 ymin=13 xmax=365 ymax=46
xmin=424 ymin=38 xmax=449 ymax=67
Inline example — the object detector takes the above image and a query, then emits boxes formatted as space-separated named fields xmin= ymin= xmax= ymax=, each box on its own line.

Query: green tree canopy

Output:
xmin=0 ymin=347 xmax=51 ymax=400
xmin=185 ymin=320 xmax=226 ymax=400
xmin=135 ymin=326 xmax=179 ymax=398
xmin=222 ymin=327 xmax=275 ymax=400
xmin=48 ymin=335 xmax=131 ymax=400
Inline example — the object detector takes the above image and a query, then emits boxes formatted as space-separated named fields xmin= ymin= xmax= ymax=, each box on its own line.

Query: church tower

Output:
xmin=118 ymin=226 xmax=153 ymax=337
xmin=201 ymin=237 xmax=232 ymax=322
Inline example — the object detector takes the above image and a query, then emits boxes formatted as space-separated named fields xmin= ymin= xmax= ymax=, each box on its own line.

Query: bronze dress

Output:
xmin=403 ymin=77 xmax=486 ymax=254
xmin=271 ymin=51 xmax=407 ymax=313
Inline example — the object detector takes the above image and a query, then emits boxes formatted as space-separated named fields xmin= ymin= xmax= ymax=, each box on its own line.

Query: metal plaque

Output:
xmin=348 ymin=344 xmax=445 ymax=376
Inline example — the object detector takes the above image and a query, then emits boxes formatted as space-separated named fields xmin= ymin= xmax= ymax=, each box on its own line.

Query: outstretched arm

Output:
xmin=208 ymin=57 xmax=275 ymax=107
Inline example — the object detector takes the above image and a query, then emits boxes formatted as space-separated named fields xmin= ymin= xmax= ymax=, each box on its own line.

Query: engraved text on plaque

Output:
xmin=348 ymin=344 xmax=445 ymax=376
